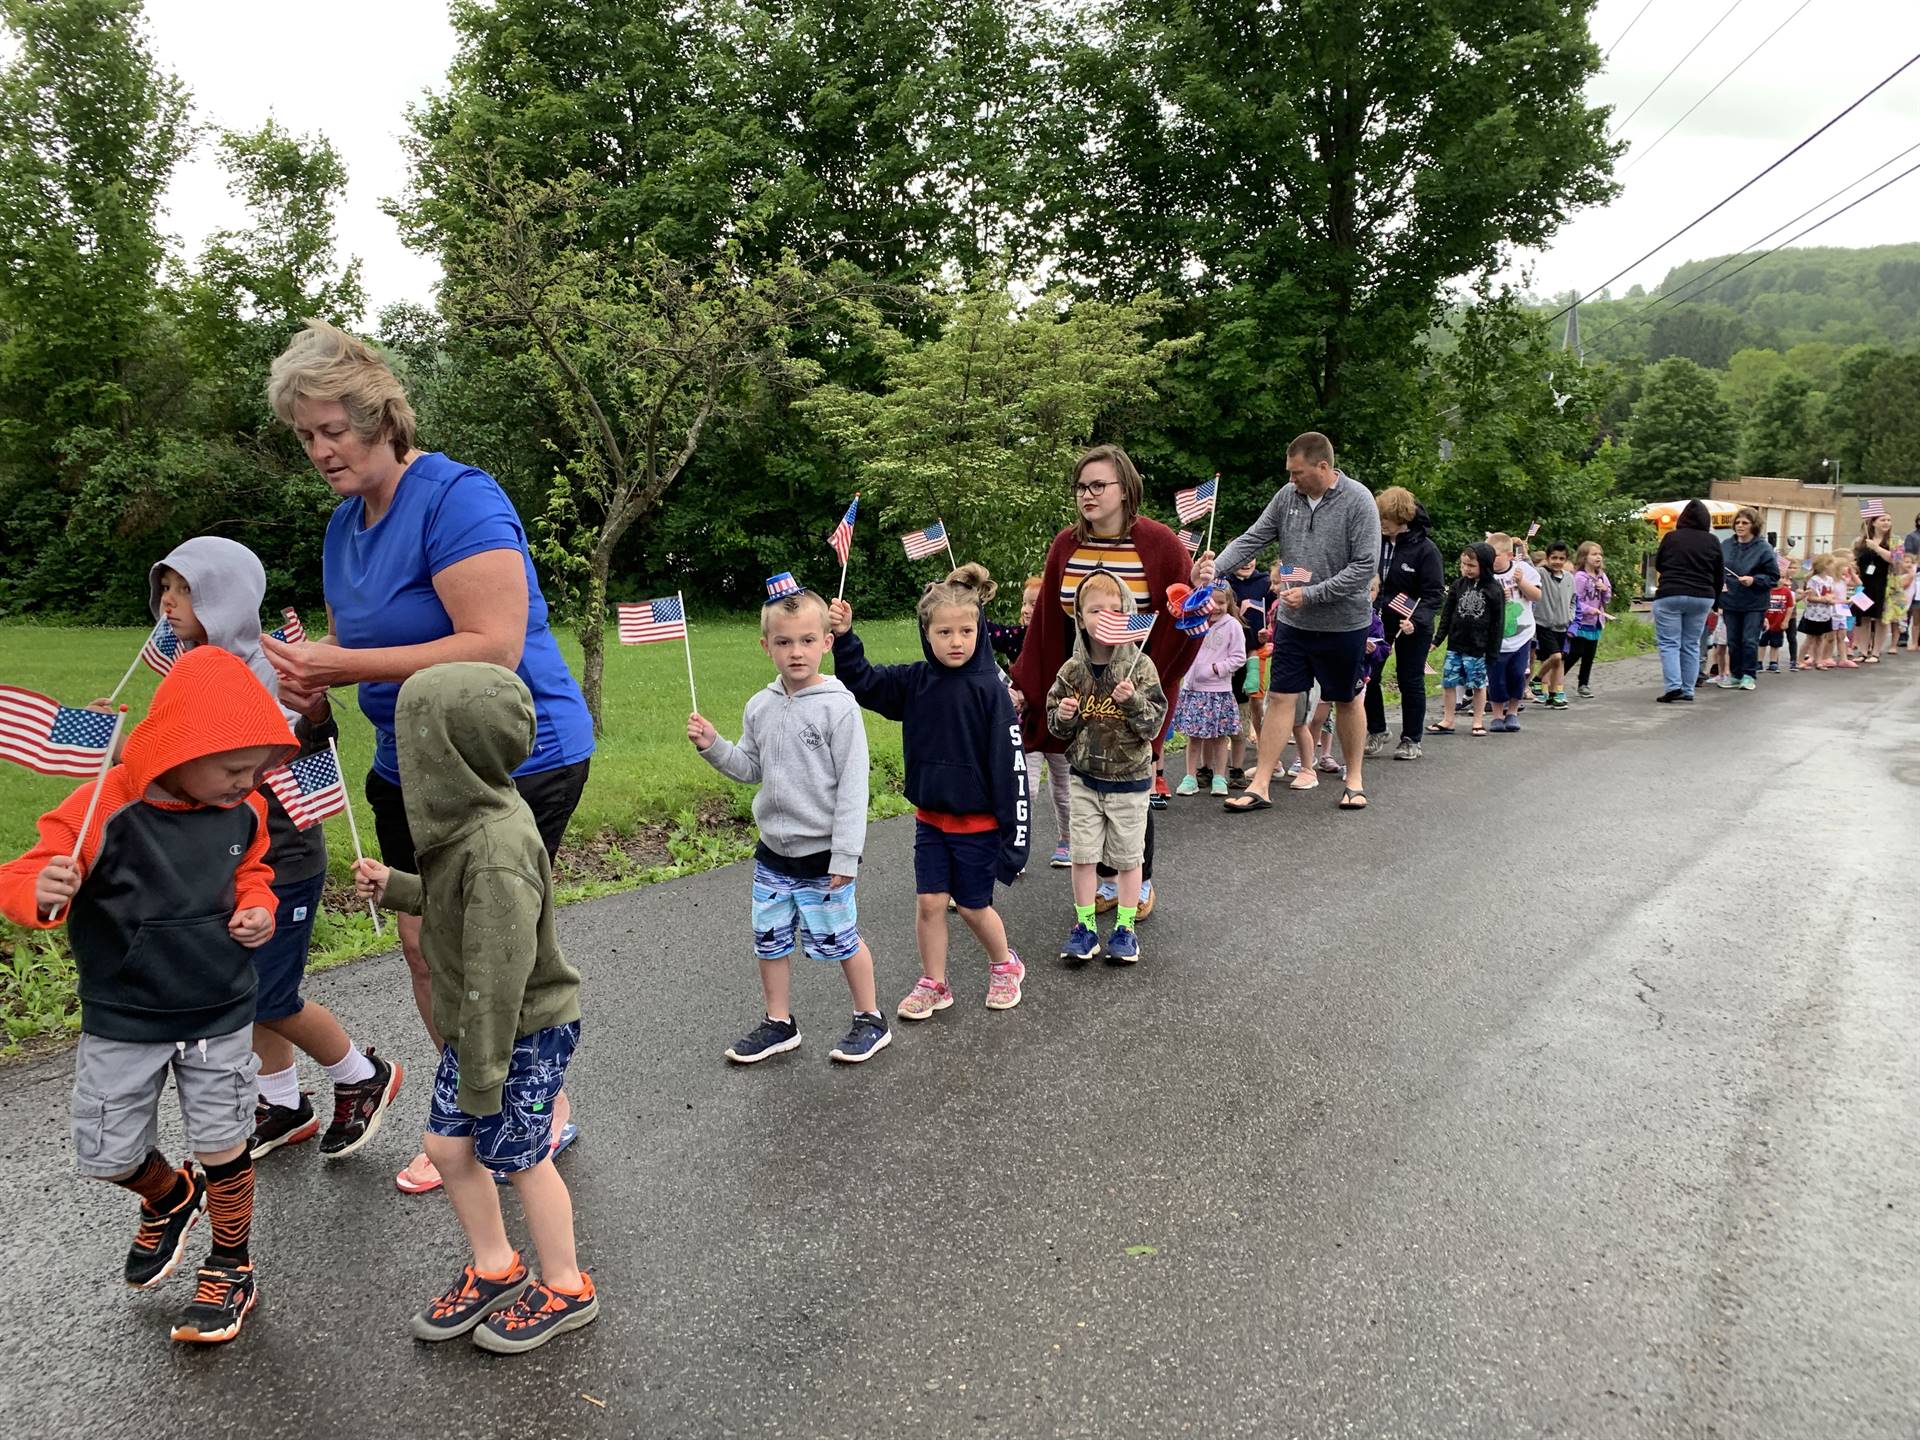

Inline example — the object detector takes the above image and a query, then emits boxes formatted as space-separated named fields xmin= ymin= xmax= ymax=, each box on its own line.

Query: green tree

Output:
xmin=1719 ymin=347 xmax=1786 ymax=424
xmin=1621 ymin=357 xmax=1735 ymax=498
xmin=1644 ymin=302 xmax=1764 ymax=369
xmin=1862 ymin=355 xmax=1920 ymax=487
xmin=1740 ymin=373 xmax=1818 ymax=480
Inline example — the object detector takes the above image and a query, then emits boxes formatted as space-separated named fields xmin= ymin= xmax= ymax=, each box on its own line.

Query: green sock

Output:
xmin=1075 ymin=903 xmax=1096 ymax=927
xmin=1116 ymin=905 xmax=1138 ymax=928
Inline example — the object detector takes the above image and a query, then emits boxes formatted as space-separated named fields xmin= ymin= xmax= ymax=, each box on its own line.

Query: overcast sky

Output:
xmin=137 ymin=0 xmax=1920 ymax=318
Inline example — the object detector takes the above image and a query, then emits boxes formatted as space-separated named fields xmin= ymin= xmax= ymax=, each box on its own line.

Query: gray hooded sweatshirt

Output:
xmin=699 ymin=675 xmax=868 ymax=878
xmin=1213 ymin=472 xmax=1382 ymax=634
xmin=149 ymin=536 xmax=337 ymax=885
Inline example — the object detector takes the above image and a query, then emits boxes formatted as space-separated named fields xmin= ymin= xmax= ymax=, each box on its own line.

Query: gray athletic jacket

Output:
xmin=1214 ymin=473 xmax=1381 ymax=633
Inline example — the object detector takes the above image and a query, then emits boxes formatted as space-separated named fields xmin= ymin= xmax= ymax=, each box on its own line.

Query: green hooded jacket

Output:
xmin=378 ymin=663 xmax=581 ymax=1117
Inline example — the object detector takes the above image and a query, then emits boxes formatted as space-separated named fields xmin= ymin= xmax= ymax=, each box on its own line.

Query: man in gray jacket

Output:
xmin=1196 ymin=432 xmax=1381 ymax=811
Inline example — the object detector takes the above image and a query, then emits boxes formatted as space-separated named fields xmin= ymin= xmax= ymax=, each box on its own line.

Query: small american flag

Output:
xmin=901 ymin=521 xmax=947 ymax=560
xmin=1274 ymin=565 xmax=1313 ymax=587
xmin=263 ymin=748 xmax=348 ymax=829
xmin=1387 ymin=592 xmax=1417 ymax=620
xmin=0 ymin=686 xmax=119 ymax=778
xmin=1860 ymin=498 xmax=1887 ymax=519
xmin=140 ymin=618 xmax=180 ymax=676
xmin=1178 ymin=528 xmax=1204 ymax=554
xmin=1174 ymin=477 xmax=1217 ymax=524
xmin=270 ymin=608 xmax=306 ymax=644
xmin=1526 ymin=521 xmax=1541 ymax=539
xmin=827 ymin=494 xmax=859 ymax=565
xmin=618 ymin=596 xmax=688 ymax=644
xmin=1092 ymin=610 xmax=1156 ymax=647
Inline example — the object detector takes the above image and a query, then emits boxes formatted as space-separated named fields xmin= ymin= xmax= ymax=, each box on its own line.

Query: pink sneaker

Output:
xmin=896 ymin=976 xmax=954 ymax=1021
xmin=985 ymin=952 xmax=1025 ymax=1011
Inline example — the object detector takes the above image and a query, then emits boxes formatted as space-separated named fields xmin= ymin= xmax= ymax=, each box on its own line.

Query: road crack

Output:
xmin=1629 ymin=964 xmax=1666 ymax=1029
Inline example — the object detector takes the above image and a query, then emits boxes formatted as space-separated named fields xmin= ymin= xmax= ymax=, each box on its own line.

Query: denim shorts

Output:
xmin=250 ymin=873 xmax=326 ymax=1022
xmin=1442 ymin=652 xmax=1488 ymax=690
xmin=751 ymin=862 xmax=862 ymax=962
xmin=427 ymin=1020 xmax=580 ymax=1175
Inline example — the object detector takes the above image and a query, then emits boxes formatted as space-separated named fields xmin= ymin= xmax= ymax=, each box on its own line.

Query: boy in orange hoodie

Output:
xmin=0 ymin=648 xmax=296 ymax=1346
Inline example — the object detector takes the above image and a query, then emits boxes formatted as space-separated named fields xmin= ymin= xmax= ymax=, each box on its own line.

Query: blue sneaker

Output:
xmin=1106 ymin=927 xmax=1140 ymax=963
xmin=725 ymin=1014 xmax=801 ymax=1065
xmin=829 ymin=1011 xmax=891 ymax=1064
xmin=1049 ymin=843 xmax=1072 ymax=868
xmin=1060 ymin=922 xmax=1102 ymax=961
xmin=1094 ymin=879 xmax=1119 ymax=914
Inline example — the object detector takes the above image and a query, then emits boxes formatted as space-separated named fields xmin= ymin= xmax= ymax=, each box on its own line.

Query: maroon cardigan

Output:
xmin=1009 ymin=516 xmax=1204 ymax=756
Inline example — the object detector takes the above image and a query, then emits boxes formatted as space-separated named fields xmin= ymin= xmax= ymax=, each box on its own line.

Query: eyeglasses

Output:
xmin=1074 ymin=480 xmax=1113 ymax=497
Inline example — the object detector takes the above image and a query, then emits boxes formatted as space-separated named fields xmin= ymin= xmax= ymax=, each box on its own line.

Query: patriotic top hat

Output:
xmin=765 ymin=572 xmax=802 ymax=604
xmin=1174 ymin=582 xmax=1217 ymax=634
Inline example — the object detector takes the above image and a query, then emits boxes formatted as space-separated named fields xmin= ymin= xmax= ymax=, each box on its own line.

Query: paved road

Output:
xmin=4 ymin=652 xmax=1917 ymax=1439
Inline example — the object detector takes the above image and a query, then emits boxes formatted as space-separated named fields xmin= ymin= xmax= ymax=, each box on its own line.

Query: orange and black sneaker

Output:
xmin=247 ymin=1094 xmax=318 ymax=1159
xmin=320 ymin=1048 xmax=404 ymax=1159
xmin=410 ymin=1255 xmax=530 ymax=1342
xmin=471 ymin=1274 xmax=600 ymax=1355
xmin=126 ymin=1166 xmax=206 ymax=1289
xmin=169 ymin=1264 xmax=256 ymax=1344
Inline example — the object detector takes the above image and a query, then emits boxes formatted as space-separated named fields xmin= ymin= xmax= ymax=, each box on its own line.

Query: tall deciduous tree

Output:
xmin=1622 ymin=357 xmax=1736 ymax=498
xmin=1862 ymin=355 xmax=1920 ymax=488
xmin=1740 ymin=373 xmax=1817 ymax=481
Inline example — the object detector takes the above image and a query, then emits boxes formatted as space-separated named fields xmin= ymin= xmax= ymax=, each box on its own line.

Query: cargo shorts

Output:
xmin=70 ymin=1026 xmax=258 ymax=1177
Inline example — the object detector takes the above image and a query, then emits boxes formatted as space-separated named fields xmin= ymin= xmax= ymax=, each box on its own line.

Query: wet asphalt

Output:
xmin=1 ymin=651 xmax=1916 ymax=1439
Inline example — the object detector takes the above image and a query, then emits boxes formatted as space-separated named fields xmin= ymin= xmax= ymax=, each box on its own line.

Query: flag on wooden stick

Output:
xmin=1174 ymin=478 xmax=1217 ymax=524
xmin=901 ymin=521 xmax=949 ymax=561
xmin=0 ymin=687 xmax=120 ymax=778
xmin=139 ymin=618 xmax=180 ymax=676
xmin=263 ymin=748 xmax=349 ymax=829
xmin=617 ymin=597 xmax=688 ymax=644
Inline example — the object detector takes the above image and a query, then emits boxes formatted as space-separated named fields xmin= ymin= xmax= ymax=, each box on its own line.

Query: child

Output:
xmin=1839 ymin=558 xmax=1863 ymax=664
xmin=132 ymin=539 xmax=402 ymax=1162
xmin=1566 ymin=541 xmax=1611 ymax=698
xmin=1429 ymin=543 xmax=1502 ymax=736
xmin=0 ymin=648 xmax=297 ymax=1345
xmin=690 ymin=585 xmax=887 ymax=1062
xmin=352 ymin=664 xmax=593 ymax=1354
xmin=1172 ymin=584 xmax=1245 ymax=798
xmin=1705 ymin=608 xmax=1729 ymax=685
xmin=1799 ymin=555 xmax=1841 ymax=669
xmin=1227 ymin=558 xmax=1272 ymax=784
xmin=1487 ymin=534 xmax=1541 ymax=732
xmin=1531 ymin=541 xmax=1574 ymax=708
xmin=1048 ymin=571 xmax=1166 ymax=964
xmin=995 ymin=575 xmax=1073 ymax=868
xmin=1762 ymin=563 xmax=1795 ymax=673
xmin=829 ymin=564 xmax=1030 ymax=1018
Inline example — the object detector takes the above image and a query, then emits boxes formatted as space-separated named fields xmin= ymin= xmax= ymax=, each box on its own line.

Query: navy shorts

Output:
xmin=367 ymin=760 xmax=589 ymax=872
xmin=912 ymin=820 xmax=999 ymax=910
xmin=1489 ymin=642 xmax=1533 ymax=704
xmin=427 ymin=1020 xmax=580 ymax=1175
xmin=1270 ymin=623 xmax=1369 ymax=702
xmin=250 ymin=873 xmax=326 ymax=1022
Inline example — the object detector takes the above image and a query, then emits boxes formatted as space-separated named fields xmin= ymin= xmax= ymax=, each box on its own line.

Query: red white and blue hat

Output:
xmin=765 ymin=572 xmax=803 ymax=604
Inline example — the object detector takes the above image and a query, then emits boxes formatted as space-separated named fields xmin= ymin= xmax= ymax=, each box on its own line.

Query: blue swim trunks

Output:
xmin=427 ymin=1020 xmax=580 ymax=1175
xmin=1442 ymin=651 xmax=1489 ymax=690
xmin=751 ymin=861 xmax=862 ymax=962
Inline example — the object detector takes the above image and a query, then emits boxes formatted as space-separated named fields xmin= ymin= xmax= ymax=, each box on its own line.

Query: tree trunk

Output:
xmin=579 ymin=559 xmax=609 ymax=735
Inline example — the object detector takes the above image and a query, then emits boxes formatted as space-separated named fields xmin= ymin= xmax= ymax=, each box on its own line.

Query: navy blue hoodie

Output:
xmin=832 ymin=609 xmax=1030 ymax=883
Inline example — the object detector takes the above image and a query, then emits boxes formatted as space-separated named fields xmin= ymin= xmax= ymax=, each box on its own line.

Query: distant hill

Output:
xmin=1544 ymin=243 xmax=1920 ymax=367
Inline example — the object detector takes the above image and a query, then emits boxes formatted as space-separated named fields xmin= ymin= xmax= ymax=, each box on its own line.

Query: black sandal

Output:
xmin=1223 ymin=792 xmax=1272 ymax=813
xmin=1426 ymin=722 xmax=1455 ymax=734
xmin=1338 ymin=787 xmax=1369 ymax=811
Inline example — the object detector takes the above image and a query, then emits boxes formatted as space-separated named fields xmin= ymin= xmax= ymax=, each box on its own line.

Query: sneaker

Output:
xmin=829 ymin=1011 xmax=891 ymax=1063
xmin=1284 ymin=759 xmax=1303 ymax=777
xmin=169 ymin=1264 xmax=257 ymax=1344
xmin=1136 ymin=880 xmax=1155 ymax=920
xmin=1364 ymin=731 xmax=1391 ymax=758
xmin=1657 ymin=690 xmax=1681 ymax=703
xmin=896 ymin=976 xmax=954 ymax=1021
xmin=1578 ymin=685 xmax=1594 ymax=698
xmin=126 ymin=1166 xmax=206 ymax=1289
xmin=1194 ymin=767 xmax=1213 ymax=787
xmin=1529 ymin=683 xmax=1546 ymax=701
xmin=1767 ymin=661 xmax=1781 ymax=673
xmin=986 ymin=952 xmax=1025 ymax=1010
xmin=472 ymin=1276 xmax=599 ymax=1355
xmin=1149 ymin=774 xmax=1170 ymax=811
xmin=1228 ymin=766 xmax=1247 ymax=786
xmin=1739 ymin=675 xmax=1755 ymax=691
xmin=1049 ymin=843 xmax=1071 ymax=868
xmin=1209 ymin=773 xmax=1229 ymax=796
xmin=247 ymin=1094 xmax=318 ymax=1159
xmin=1314 ymin=755 xmax=1343 ymax=774
xmin=1394 ymin=738 xmax=1421 ymax=761
xmin=1548 ymin=694 xmax=1569 ymax=709
xmin=1060 ymin=922 xmax=1102 ymax=961
xmin=1106 ymin=926 xmax=1141 ymax=963
xmin=411 ymin=1255 xmax=531 ymax=1342
xmin=1174 ymin=773 xmax=1199 ymax=796
xmin=1714 ymin=675 xmax=1736 ymax=689
xmin=1093 ymin=879 xmax=1119 ymax=914
xmin=1676 ymin=692 xmax=1695 ymax=702
xmin=320 ymin=1048 xmax=404 ymax=1159
xmin=725 ymin=1014 xmax=801 ymax=1064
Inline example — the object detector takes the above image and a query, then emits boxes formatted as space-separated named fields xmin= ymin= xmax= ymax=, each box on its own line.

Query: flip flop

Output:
xmin=395 ymin=1154 xmax=443 ymax=1196
xmin=1223 ymin=792 xmax=1272 ymax=812
xmin=1338 ymin=787 xmax=1369 ymax=811
xmin=1426 ymin=722 xmax=1455 ymax=735
xmin=1470 ymin=725 xmax=1489 ymax=736
xmin=493 ymin=1122 xmax=580 ymax=1184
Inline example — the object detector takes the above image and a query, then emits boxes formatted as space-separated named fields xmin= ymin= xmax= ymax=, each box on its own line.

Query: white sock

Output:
xmin=258 ymin=1063 xmax=301 ymax=1110
xmin=322 ymin=1046 xmax=375 ymax=1086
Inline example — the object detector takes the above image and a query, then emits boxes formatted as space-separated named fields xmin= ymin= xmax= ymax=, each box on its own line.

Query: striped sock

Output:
xmin=202 ymin=1153 xmax=255 ymax=1267
xmin=117 ymin=1150 xmax=188 ymax=1212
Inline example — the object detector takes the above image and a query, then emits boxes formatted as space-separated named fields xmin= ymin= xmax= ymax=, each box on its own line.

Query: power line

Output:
xmin=1605 ymin=0 xmax=1660 ymax=61
xmin=1609 ymin=0 xmax=1749 ymax=138
xmin=1621 ymin=0 xmax=1816 ymax=173
xmin=1553 ymin=48 xmax=1920 ymax=321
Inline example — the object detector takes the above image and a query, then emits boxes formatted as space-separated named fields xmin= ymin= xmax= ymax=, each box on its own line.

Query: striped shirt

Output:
xmin=1059 ymin=534 xmax=1149 ymax=615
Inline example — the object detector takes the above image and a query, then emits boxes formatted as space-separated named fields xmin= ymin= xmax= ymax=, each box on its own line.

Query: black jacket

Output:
xmin=1377 ymin=504 xmax=1446 ymax=630
xmin=1431 ymin=543 xmax=1504 ymax=666
xmin=1655 ymin=501 xmax=1724 ymax=600
xmin=832 ymin=610 xmax=1030 ymax=883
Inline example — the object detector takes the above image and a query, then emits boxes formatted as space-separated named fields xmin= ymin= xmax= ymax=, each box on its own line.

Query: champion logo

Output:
xmin=227 ymin=844 xmax=244 ymax=856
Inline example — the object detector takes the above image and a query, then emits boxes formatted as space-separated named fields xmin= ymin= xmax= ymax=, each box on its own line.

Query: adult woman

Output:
xmin=1853 ymin=514 xmax=1897 ymax=662
xmin=1651 ymin=499 xmax=1721 ymax=704
xmin=1718 ymin=507 xmax=1780 ymax=691
xmin=1363 ymin=486 xmax=1444 ymax=760
xmin=1008 ymin=445 xmax=1202 ymax=920
xmin=260 ymin=321 xmax=595 ymax=1195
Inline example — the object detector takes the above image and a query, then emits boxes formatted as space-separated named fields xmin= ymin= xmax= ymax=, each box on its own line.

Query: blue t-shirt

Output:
xmin=322 ymin=452 xmax=596 ymax=784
